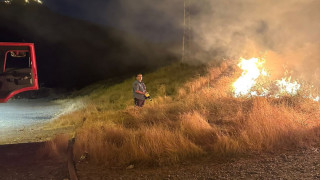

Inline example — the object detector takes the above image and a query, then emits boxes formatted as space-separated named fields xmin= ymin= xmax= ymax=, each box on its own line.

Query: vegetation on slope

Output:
xmin=49 ymin=60 xmax=320 ymax=167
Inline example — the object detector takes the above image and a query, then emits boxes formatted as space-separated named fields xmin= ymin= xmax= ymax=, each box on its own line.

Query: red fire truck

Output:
xmin=0 ymin=42 xmax=39 ymax=102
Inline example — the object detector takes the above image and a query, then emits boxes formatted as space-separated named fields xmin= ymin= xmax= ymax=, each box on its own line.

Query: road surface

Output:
xmin=0 ymin=98 xmax=80 ymax=144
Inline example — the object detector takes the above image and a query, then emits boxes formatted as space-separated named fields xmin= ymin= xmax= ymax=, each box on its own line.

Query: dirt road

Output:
xmin=0 ymin=98 xmax=79 ymax=179
xmin=0 ymin=98 xmax=81 ymax=144
xmin=0 ymin=142 xmax=68 ymax=180
xmin=1 ymin=144 xmax=319 ymax=179
xmin=76 ymin=147 xmax=320 ymax=179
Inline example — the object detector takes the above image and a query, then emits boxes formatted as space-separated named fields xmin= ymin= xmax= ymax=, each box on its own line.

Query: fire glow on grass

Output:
xmin=232 ymin=57 xmax=319 ymax=101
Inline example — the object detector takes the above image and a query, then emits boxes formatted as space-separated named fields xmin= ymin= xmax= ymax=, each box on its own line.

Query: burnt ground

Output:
xmin=76 ymin=147 xmax=320 ymax=180
xmin=0 ymin=142 xmax=69 ymax=180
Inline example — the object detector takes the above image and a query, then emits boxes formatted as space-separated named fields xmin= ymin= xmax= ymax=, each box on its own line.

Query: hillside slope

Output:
xmin=47 ymin=60 xmax=320 ymax=168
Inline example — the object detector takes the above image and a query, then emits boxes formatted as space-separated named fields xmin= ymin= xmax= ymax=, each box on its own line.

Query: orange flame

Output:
xmin=233 ymin=57 xmax=318 ymax=101
xmin=233 ymin=57 xmax=268 ymax=97
xmin=275 ymin=77 xmax=300 ymax=97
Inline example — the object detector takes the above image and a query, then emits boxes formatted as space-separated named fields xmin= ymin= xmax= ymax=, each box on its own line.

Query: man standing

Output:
xmin=132 ymin=73 xmax=147 ymax=107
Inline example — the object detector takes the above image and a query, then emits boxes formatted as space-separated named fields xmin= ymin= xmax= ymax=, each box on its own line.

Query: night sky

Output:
xmin=44 ymin=0 xmax=183 ymax=42
xmin=44 ymin=0 xmax=112 ymax=25
xmin=0 ymin=0 xmax=182 ymax=88
xmin=3 ymin=0 xmax=320 ymax=88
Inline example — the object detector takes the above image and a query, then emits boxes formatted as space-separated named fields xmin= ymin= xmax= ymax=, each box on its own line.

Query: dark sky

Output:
xmin=3 ymin=0 xmax=320 ymax=86
xmin=0 ymin=0 xmax=185 ymax=88
xmin=43 ymin=0 xmax=184 ymax=42
xmin=44 ymin=0 xmax=112 ymax=25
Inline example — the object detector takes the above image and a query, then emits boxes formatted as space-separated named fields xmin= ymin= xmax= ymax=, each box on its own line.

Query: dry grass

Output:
xmin=51 ymin=60 xmax=320 ymax=167
xmin=73 ymin=123 xmax=203 ymax=166
xmin=38 ymin=133 xmax=70 ymax=159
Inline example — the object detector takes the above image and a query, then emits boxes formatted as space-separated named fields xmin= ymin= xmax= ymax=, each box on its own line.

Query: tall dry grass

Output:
xmin=38 ymin=133 xmax=70 ymax=159
xmin=73 ymin=123 xmax=203 ymax=166
xmin=51 ymin=60 xmax=320 ymax=167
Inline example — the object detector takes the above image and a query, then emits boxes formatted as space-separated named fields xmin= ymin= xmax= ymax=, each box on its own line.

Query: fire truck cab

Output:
xmin=0 ymin=42 xmax=39 ymax=102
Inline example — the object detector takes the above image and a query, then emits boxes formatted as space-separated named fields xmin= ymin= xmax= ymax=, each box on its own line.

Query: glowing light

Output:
xmin=307 ymin=95 xmax=320 ymax=102
xmin=233 ymin=57 xmax=267 ymax=97
xmin=275 ymin=77 xmax=300 ymax=96
xmin=232 ymin=57 xmax=319 ymax=101
xmin=25 ymin=0 xmax=43 ymax=4
xmin=3 ymin=0 xmax=42 ymax=4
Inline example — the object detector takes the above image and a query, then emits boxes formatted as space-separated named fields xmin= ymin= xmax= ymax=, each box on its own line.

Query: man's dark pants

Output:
xmin=134 ymin=98 xmax=145 ymax=107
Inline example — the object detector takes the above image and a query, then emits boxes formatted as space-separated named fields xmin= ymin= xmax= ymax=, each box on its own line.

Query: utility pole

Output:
xmin=182 ymin=0 xmax=191 ymax=63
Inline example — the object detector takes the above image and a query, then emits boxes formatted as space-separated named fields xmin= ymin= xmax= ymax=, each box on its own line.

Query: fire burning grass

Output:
xmin=233 ymin=57 xmax=318 ymax=100
xmin=51 ymin=59 xmax=320 ymax=167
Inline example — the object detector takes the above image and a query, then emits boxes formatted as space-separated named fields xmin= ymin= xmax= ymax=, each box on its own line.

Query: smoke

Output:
xmin=83 ymin=0 xmax=185 ymax=42
xmin=85 ymin=0 xmax=320 ymax=84
xmin=186 ymin=0 xmax=320 ymax=84
xmin=0 ymin=1 xmax=177 ymax=88
xmin=44 ymin=0 xmax=184 ymax=42
xmin=39 ymin=0 xmax=320 ymax=86
xmin=110 ymin=0 xmax=320 ymax=85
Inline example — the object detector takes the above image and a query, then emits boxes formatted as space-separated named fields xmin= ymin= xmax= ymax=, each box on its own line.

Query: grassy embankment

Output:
xmin=47 ymin=60 xmax=320 ymax=167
